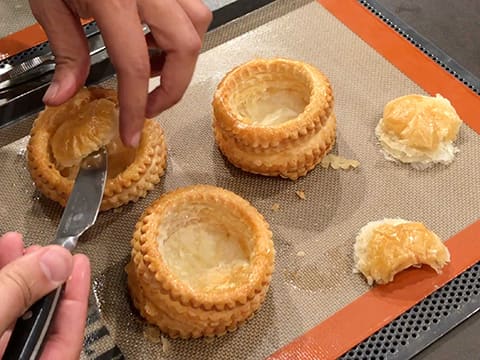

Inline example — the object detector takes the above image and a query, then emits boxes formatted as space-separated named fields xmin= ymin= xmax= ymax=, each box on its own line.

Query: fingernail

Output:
xmin=39 ymin=246 xmax=72 ymax=284
xmin=128 ymin=131 xmax=142 ymax=148
xmin=43 ymin=82 xmax=60 ymax=103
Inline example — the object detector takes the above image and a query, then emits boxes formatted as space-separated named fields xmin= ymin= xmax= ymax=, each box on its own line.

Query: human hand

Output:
xmin=29 ymin=0 xmax=212 ymax=148
xmin=0 ymin=232 xmax=90 ymax=359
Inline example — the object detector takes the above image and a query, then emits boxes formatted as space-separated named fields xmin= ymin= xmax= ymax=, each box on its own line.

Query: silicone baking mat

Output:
xmin=0 ymin=0 xmax=479 ymax=359
xmin=0 ymin=0 xmax=35 ymax=38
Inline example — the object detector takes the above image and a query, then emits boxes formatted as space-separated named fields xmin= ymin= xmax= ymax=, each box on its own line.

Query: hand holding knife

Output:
xmin=3 ymin=147 xmax=107 ymax=360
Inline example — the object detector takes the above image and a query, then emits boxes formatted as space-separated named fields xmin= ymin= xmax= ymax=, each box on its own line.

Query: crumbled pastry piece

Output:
xmin=212 ymin=58 xmax=336 ymax=180
xmin=126 ymin=185 xmax=275 ymax=339
xmin=271 ymin=203 xmax=281 ymax=212
xmin=320 ymin=154 xmax=360 ymax=169
xmin=353 ymin=218 xmax=450 ymax=285
xmin=296 ymin=251 xmax=306 ymax=257
xmin=143 ymin=325 xmax=162 ymax=344
xmin=376 ymin=94 xmax=463 ymax=169
xmin=161 ymin=336 xmax=171 ymax=353
xmin=27 ymin=87 xmax=167 ymax=211
xmin=295 ymin=190 xmax=306 ymax=200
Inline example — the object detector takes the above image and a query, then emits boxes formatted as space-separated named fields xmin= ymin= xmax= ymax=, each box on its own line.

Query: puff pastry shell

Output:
xmin=212 ymin=58 xmax=336 ymax=180
xmin=126 ymin=185 xmax=275 ymax=338
xmin=27 ymin=87 xmax=167 ymax=211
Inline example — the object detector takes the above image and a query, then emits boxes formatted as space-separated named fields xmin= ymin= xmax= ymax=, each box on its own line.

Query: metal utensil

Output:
xmin=3 ymin=147 xmax=108 ymax=360
xmin=0 ymin=54 xmax=54 ymax=83
xmin=0 ymin=23 xmax=150 ymax=86
xmin=0 ymin=33 xmax=107 ymax=90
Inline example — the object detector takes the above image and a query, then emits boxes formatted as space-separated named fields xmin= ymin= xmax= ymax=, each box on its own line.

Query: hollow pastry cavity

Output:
xmin=126 ymin=184 xmax=275 ymax=339
xmin=376 ymin=94 xmax=463 ymax=169
xmin=27 ymin=87 xmax=167 ymax=211
xmin=353 ymin=218 xmax=450 ymax=285
xmin=212 ymin=58 xmax=336 ymax=180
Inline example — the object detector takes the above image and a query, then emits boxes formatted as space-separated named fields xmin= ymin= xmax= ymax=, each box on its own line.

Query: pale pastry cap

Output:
xmin=353 ymin=218 xmax=450 ymax=285
xmin=376 ymin=94 xmax=462 ymax=168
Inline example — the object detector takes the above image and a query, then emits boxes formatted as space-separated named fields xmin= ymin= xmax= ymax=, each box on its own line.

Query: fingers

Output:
xmin=40 ymin=254 xmax=91 ymax=360
xmin=89 ymin=1 xmax=149 ymax=148
xmin=28 ymin=0 xmax=90 ymax=106
xmin=24 ymin=245 xmax=42 ymax=255
xmin=0 ymin=330 xmax=12 ymax=358
xmin=0 ymin=245 xmax=73 ymax=334
xmin=147 ymin=0 xmax=211 ymax=78
xmin=0 ymin=233 xmax=40 ymax=354
xmin=139 ymin=0 xmax=203 ymax=118
xmin=0 ymin=232 xmax=24 ymax=267
xmin=176 ymin=0 xmax=213 ymax=38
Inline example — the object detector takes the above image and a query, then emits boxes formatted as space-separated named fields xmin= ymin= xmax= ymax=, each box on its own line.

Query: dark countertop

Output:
xmin=379 ymin=0 xmax=480 ymax=80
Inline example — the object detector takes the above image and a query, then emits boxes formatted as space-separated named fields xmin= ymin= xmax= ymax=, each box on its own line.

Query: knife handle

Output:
xmin=3 ymin=286 xmax=63 ymax=360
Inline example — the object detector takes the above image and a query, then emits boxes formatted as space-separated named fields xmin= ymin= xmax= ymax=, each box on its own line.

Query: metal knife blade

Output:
xmin=0 ymin=32 xmax=107 ymax=90
xmin=3 ymin=147 xmax=107 ymax=360
xmin=55 ymin=147 xmax=108 ymax=250
xmin=0 ymin=23 xmax=150 ymax=88
xmin=0 ymin=54 xmax=54 ymax=83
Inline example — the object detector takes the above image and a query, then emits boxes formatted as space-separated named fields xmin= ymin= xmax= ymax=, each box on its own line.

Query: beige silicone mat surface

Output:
xmin=1 ymin=1 xmax=479 ymax=359
xmin=0 ymin=0 xmax=35 ymax=38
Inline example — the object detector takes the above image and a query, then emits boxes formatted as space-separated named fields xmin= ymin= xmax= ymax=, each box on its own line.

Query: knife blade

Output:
xmin=0 ymin=32 xmax=106 ymax=90
xmin=0 ymin=23 xmax=150 ymax=89
xmin=3 ymin=147 xmax=107 ymax=360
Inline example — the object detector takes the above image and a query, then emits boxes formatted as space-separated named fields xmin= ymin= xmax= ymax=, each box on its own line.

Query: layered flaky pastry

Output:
xmin=126 ymin=185 xmax=275 ymax=339
xmin=27 ymin=87 xmax=167 ymax=211
xmin=376 ymin=94 xmax=463 ymax=169
xmin=212 ymin=58 xmax=336 ymax=180
xmin=353 ymin=219 xmax=450 ymax=285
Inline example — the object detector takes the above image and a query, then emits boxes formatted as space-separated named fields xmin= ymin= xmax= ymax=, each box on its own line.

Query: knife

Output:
xmin=0 ymin=24 xmax=151 ymax=89
xmin=3 ymin=147 xmax=108 ymax=360
xmin=0 ymin=33 xmax=106 ymax=90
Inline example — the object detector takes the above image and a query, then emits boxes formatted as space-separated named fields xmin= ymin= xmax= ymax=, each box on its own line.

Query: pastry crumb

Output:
xmin=271 ymin=203 xmax=281 ymax=211
xmin=143 ymin=325 xmax=162 ymax=344
xmin=113 ymin=207 xmax=123 ymax=214
xmin=161 ymin=335 xmax=171 ymax=353
xmin=296 ymin=251 xmax=306 ymax=257
xmin=295 ymin=190 xmax=306 ymax=200
xmin=320 ymin=154 xmax=360 ymax=170
xmin=204 ymin=336 xmax=215 ymax=344
xmin=143 ymin=326 xmax=171 ymax=353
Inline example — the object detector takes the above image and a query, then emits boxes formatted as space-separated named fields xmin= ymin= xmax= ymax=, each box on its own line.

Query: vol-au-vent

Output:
xmin=126 ymin=184 xmax=275 ymax=339
xmin=26 ymin=87 xmax=167 ymax=211
xmin=212 ymin=58 xmax=336 ymax=180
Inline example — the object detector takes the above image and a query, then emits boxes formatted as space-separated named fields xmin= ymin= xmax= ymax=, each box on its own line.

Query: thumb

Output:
xmin=29 ymin=0 xmax=90 ymax=105
xmin=0 ymin=245 xmax=73 ymax=335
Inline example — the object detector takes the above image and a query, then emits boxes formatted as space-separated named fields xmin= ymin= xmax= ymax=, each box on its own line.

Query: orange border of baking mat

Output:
xmin=268 ymin=0 xmax=480 ymax=359
xmin=0 ymin=19 xmax=93 ymax=60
